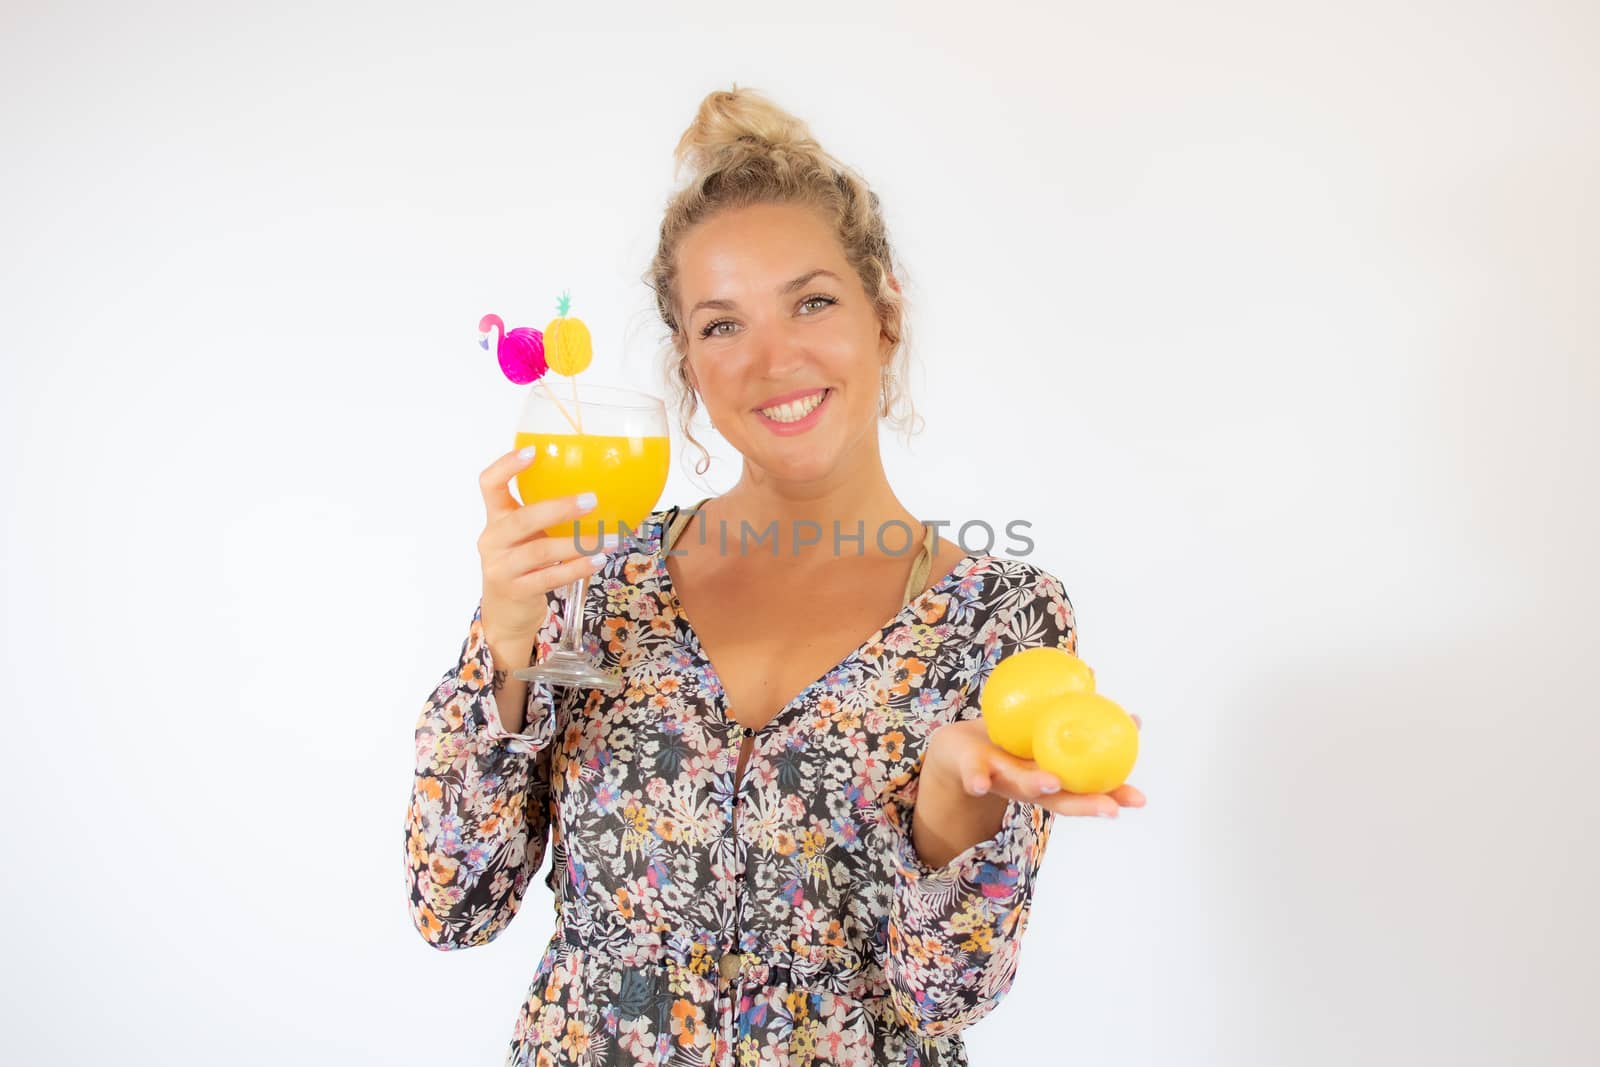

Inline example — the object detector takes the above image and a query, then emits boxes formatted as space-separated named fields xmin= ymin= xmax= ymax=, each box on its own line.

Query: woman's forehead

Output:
xmin=678 ymin=205 xmax=847 ymax=294
xmin=684 ymin=201 xmax=835 ymax=255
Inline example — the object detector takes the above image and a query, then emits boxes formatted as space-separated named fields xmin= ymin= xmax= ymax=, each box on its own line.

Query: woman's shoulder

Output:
xmin=960 ymin=552 xmax=1079 ymax=651
xmin=963 ymin=551 xmax=1072 ymax=600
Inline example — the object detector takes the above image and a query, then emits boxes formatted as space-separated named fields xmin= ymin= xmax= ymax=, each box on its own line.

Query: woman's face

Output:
xmin=676 ymin=200 xmax=894 ymax=485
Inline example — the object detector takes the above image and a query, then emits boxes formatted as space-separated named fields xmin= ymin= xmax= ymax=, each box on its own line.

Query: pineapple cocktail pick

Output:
xmin=477 ymin=288 xmax=594 ymax=434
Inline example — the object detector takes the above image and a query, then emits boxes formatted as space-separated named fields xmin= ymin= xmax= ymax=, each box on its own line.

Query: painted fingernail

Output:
xmin=517 ymin=446 xmax=537 ymax=462
xmin=969 ymin=778 xmax=989 ymax=795
xmin=1099 ymin=808 xmax=1119 ymax=818
xmin=588 ymin=552 xmax=607 ymax=567
xmin=576 ymin=492 xmax=598 ymax=511
xmin=1037 ymin=778 xmax=1059 ymax=794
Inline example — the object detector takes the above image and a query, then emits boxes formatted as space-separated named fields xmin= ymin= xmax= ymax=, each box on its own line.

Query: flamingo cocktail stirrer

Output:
xmin=478 ymin=311 xmax=581 ymax=434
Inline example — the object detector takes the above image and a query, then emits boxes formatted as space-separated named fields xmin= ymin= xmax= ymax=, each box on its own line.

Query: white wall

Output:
xmin=2 ymin=1 xmax=1594 ymax=1063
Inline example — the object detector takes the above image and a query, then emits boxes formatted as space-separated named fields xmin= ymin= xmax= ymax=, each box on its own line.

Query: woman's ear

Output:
xmin=677 ymin=343 xmax=699 ymax=394
xmin=879 ymin=271 xmax=903 ymax=357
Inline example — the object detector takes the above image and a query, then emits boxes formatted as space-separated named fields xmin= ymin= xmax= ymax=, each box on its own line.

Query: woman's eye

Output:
xmin=698 ymin=296 xmax=835 ymax=339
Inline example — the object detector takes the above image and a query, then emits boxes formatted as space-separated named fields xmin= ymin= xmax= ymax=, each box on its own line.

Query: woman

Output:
xmin=406 ymin=86 xmax=1146 ymax=1066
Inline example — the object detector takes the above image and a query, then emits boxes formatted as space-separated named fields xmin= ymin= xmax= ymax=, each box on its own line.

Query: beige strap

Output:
xmin=902 ymin=522 xmax=936 ymax=607
xmin=663 ymin=496 xmax=714 ymax=555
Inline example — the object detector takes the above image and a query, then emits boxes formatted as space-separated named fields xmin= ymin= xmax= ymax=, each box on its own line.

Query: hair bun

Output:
xmin=673 ymin=83 xmax=821 ymax=181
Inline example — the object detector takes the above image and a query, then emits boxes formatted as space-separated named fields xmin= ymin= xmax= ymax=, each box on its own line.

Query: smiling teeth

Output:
xmin=759 ymin=390 xmax=826 ymax=422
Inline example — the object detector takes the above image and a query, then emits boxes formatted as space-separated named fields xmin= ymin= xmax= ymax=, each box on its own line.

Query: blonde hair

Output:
xmin=644 ymin=84 xmax=923 ymax=477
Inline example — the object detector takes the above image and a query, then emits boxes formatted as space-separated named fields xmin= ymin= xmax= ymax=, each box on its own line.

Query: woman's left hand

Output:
xmin=924 ymin=714 xmax=1146 ymax=818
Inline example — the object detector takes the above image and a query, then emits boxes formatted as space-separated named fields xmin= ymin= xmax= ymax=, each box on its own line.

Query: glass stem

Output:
xmin=559 ymin=575 xmax=590 ymax=653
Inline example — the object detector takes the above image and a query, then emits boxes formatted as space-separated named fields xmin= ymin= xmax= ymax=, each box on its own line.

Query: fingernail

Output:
xmin=1099 ymin=809 xmax=1118 ymax=818
xmin=576 ymin=491 xmax=598 ymax=510
xmin=518 ymin=446 xmax=537 ymax=462
xmin=1037 ymin=779 xmax=1059 ymax=795
xmin=588 ymin=552 xmax=607 ymax=567
xmin=969 ymin=778 xmax=988 ymax=796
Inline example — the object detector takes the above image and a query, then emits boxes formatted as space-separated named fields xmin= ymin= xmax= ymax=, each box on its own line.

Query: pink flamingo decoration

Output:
xmin=478 ymin=312 xmax=582 ymax=433
xmin=478 ymin=313 xmax=547 ymax=384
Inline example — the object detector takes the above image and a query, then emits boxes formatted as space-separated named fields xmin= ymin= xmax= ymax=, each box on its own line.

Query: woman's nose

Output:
xmin=747 ymin=321 xmax=806 ymax=376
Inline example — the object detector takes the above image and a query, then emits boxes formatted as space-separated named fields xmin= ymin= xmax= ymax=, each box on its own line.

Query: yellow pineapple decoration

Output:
xmin=541 ymin=289 xmax=592 ymax=433
xmin=544 ymin=290 xmax=593 ymax=376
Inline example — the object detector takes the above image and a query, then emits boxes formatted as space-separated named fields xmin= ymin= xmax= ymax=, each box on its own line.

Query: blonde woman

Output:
xmin=406 ymin=85 xmax=1145 ymax=1066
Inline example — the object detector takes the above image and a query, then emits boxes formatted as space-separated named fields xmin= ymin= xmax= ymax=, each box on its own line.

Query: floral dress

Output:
xmin=405 ymin=502 xmax=1080 ymax=1066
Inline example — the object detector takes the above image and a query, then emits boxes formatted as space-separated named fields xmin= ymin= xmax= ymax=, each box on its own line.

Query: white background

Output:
xmin=2 ymin=1 xmax=1595 ymax=1063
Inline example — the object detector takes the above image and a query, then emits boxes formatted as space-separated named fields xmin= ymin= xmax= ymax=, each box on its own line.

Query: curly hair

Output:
xmin=643 ymin=84 xmax=923 ymax=477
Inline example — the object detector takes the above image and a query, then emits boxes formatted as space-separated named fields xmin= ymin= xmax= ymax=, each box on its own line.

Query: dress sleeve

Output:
xmin=405 ymin=593 xmax=564 ymax=950
xmin=882 ymin=565 xmax=1079 ymax=1038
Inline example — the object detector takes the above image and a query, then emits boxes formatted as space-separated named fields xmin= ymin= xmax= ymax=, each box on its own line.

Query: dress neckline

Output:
xmin=649 ymin=503 xmax=983 ymax=736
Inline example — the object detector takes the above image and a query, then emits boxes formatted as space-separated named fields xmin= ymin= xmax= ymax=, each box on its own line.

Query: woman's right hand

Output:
xmin=477 ymin=446 xmax=607 ymax=646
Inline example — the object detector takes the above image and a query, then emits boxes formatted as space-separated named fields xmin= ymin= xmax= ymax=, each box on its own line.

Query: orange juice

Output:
xmin=513 ymin=431 xmax=670 ymax=543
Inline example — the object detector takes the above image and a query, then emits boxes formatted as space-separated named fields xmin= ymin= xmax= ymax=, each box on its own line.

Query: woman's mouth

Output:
xmin=755 ymin=388 xmax=831 ymax=433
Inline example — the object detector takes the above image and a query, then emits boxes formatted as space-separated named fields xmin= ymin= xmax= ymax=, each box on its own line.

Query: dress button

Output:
xmin=717 ymin=951 xmax=741 ymax=982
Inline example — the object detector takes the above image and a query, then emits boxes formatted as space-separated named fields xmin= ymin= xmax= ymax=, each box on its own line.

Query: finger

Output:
xmin=1042 ymin=792 xmax=1122 ymax=818
xmin=507 ymin=491 xmax=605 ymax=549
xmin=480 ymin=447 xmax=539 ymax=521
xmin=950 ymin=743 xmax=996 ymax=797
xmin=510 ymin=548 xmax=612 ymax=591
xmin=989 ymin=764 xmax=1066 ymax=804
xmin=497 ymin=531 xmax=617 ymax=582
xmin=1131 ymin=712 xmax=1142 ymax=730
xmin=980 ymin=747 xmax=1063 ymax=799
xmin=1111 ymin=783 xmax=1146 ymax=807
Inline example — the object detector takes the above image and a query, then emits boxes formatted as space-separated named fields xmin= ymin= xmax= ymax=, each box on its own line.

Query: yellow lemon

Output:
xmin=1031 ymin=692 xmax=1139 ymax=794
xmin=980 ymin=647 xmax=1095 ymax=760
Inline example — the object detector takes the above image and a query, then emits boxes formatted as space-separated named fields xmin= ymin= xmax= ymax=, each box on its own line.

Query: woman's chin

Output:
xmin=757 ymin=452 xmax=837 ymax=484
xmin=741 ymin=432 xmax=843 ymax=482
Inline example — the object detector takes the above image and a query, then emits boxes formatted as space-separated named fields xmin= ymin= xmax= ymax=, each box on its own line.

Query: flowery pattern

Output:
xmin=406 ymin=505 xmax=1079 ymax=1066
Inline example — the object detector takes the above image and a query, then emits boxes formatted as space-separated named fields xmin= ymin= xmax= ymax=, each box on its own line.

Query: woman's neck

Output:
xmin=714 ymin=460 xmax=919 ymax=562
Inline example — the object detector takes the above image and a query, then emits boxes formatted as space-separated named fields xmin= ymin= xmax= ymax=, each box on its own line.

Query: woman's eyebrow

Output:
xmin=690 ymin=269 xmax=841 ymax=316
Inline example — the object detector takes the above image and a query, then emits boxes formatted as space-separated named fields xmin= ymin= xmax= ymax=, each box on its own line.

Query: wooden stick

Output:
xmin=536 ymin=380 xmax=582 ymax=435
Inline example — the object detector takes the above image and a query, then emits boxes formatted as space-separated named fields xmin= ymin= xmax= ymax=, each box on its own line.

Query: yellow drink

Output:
xmin=513 ymin=431 xmax=670 ymax=542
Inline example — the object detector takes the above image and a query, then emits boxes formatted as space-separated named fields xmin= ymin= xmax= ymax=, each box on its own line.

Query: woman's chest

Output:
xmin=705 ymin=620 xmax=899 ymax=734
xmin=665 ymin=559 xmax=917 ymax=732
xmin=552 ymin=608 xmax=965 ymax=808
xmin=548 ymin=675 xmax=950 ymax=880
xmin=540 ymin=574 xmax=976 ymax=912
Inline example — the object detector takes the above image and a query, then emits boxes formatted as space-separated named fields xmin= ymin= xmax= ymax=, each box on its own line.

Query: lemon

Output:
xmin=1031 ymin=692 xmax=1139 ymax=794
xmin=980 ymin=647 xmax=1095 ymax=760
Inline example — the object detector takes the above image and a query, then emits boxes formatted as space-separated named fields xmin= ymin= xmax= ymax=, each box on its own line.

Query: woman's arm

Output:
xmin=405 ymin=594 xmax=563 ymax=950
xmin=909 ymin=757 xmax=1010 ymax=868
xmin=883 ymin=565 xmax=1078 ymax=1038
xmin=487 ymin=630 xmax=539 ymax=734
